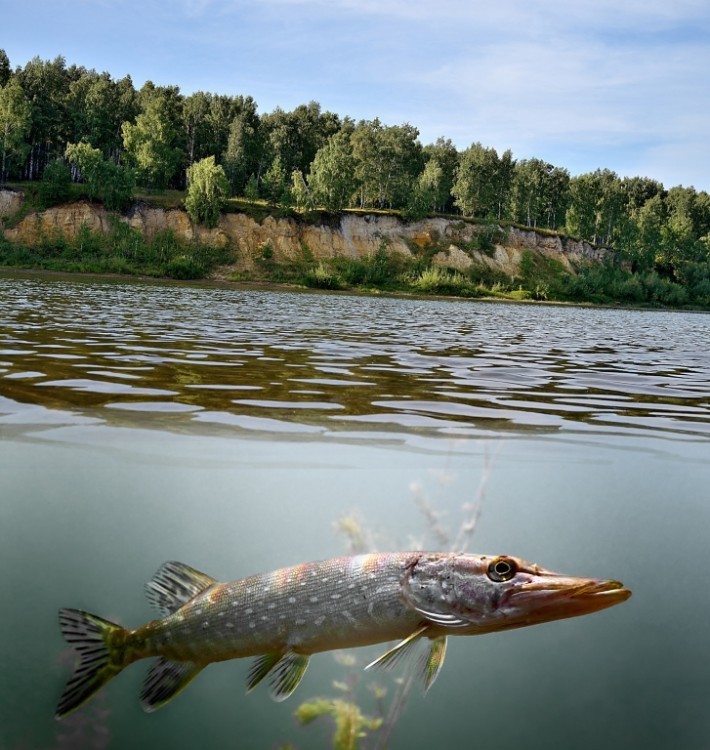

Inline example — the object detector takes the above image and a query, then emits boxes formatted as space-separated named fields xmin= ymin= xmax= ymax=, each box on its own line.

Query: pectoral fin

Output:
xmin=364 ymin=625 xmax=429 ymax=671
xmin=365 ymin=628 xmax=448 ymax=693
xmin=418 ymin=635 xmax=447 ymax=692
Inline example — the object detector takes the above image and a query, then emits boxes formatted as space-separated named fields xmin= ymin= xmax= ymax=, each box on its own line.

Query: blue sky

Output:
xmin=4 ymin=0 xmax=710 ymax=191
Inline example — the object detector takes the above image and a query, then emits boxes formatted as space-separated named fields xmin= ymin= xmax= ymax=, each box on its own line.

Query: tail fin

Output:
xmin=55 ymin=608 xmax=129 ymax=720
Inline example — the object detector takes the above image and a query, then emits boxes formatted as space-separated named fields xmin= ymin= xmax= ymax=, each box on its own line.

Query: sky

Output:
xmin=3 ymin=0 xmax=710 ymax=191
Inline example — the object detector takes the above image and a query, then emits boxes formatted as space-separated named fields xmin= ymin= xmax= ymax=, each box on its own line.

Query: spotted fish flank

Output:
xmin=55 ymin=552 xmax=631 ymax=718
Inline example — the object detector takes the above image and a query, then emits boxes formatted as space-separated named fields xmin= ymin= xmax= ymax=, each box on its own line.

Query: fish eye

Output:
xmin=487 ymin=557 xmax=517 ymax=582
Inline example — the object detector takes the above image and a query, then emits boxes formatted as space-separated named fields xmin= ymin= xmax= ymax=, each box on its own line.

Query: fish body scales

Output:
xmin=137 ymin=553 xmax=420 ymax=663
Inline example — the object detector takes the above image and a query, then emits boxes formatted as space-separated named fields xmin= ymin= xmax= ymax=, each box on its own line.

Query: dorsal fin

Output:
xmin=145 ymin=561 xmax=217 ymax=616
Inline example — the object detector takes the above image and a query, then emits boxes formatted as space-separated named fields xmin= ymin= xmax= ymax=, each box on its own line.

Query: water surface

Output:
xmin=1 ymin=271 xmax=708 ymax=749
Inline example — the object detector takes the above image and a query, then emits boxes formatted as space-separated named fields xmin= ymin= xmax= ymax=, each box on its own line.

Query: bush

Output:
xmin=301 ymin=262 xmax=344 ymax=290
xmin=412 ymin=265 xmax=475 ymax=295
xmin=185 ymin=156 xmax=229 ymax=228
xmin=166 ymin=255 xmax=204 ymax=279
xmin=38 ymin=160 xmax=71 ymax=207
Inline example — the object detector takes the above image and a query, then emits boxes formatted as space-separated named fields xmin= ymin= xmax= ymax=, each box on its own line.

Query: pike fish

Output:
xmin=56 ymin=552 xmax=631 ymax=718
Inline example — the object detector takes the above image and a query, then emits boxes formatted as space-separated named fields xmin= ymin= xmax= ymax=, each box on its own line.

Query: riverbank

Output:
xmin=1 ymin=187 xmax=708 ymax=308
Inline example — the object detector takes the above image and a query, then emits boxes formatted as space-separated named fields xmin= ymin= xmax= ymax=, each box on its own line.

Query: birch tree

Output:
xmin=0 ymin=78 xmax=31 ymax=182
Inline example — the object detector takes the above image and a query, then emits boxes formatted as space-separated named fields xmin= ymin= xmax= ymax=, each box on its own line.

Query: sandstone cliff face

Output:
xmin=0 ymin=189 xmax=610 ymax=277
xmin=0 ymin=189 xmax=23 ymax=218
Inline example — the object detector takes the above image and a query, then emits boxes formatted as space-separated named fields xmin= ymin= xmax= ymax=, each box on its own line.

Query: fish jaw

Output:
xmin=402 ymin=554 xmax=632 ymax=635
xmin=501 ymin=574 xmax=632 ymax=628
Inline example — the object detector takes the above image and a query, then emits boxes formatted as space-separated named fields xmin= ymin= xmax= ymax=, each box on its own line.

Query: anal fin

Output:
xmin=140 ymin=658 xmax=204 ymax=712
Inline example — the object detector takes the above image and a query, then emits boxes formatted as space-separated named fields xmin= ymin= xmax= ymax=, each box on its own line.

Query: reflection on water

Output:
xmin=0 ymin=272 xmax=708 ymax=440
xmin=1 ymin=272 xmax=710 ymax=750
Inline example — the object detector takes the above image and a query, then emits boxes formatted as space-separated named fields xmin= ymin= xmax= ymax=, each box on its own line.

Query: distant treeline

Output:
xmin=1 ymin=50 xmax=709 ymax=287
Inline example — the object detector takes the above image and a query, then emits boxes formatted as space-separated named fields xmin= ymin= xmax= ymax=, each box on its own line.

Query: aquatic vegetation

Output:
xmin=294 ymin=698 xmax=382 ymax=750
xmin=288 ymin=451 xmax=504 ymax=749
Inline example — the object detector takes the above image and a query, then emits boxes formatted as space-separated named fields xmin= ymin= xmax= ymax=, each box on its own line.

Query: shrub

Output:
xmin=185 ymin=156 xmax=229 ymax=228
xmin=302 ymin=262 xmax=344 ymax=290
xmin=38 ymin=160 xmax=71 ymax=207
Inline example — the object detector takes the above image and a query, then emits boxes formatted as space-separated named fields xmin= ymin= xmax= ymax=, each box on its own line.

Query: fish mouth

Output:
xmin=513 ymin=577 xmax=632 ymax=620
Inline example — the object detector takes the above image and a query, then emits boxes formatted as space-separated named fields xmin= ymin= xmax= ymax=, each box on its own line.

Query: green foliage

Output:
xmin=510 ymin=159 xmax=569 ymax=229
xmin=301 ymin=262 xmax=344 ymax=290
xmin=404 ymin=158 xmax=443 ymax=221
xmin=308 ymin=130 xmax=358 ymax=212
xmin=223 ymin=97 xmax=263 ymax=194
xmin=351 ymin=119 xmax=422 ymax=209
xmin=38 ymin=159 xmax=71 ymax=207
xmin=452 ymin=143 xmax=514 ymax=219
xmin=294 ymin=698 xmax=382 ymax=750
xmin=0 ymin=78 xmax=31 ymax=182
xmin=0 ymin=220 xmax=232 ymax=279
xmin=185 ymin=156 xmax=229 ymax=227
xmin=3 ymin=50 xmax=710 ymax=304
xmin=121 ymin=88 xmax=183 ymax=189
xmin=291 ymin=169 xmax=314 ymax=213
xmin=65 ymin=142 xmax=103 ymax=199
xmin=262 ymin=155 xmax=290 ymax=207
xmin=412 ymin=265 xmax=477 ymax=295
xmin=65 ymin=142 xmax=136 ymax=211
xmin=244 ymin=174 xmax=259 ymax=201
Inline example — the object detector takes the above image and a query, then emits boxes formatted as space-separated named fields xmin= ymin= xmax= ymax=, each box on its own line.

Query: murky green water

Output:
xmin=1 ymin=271 xmax=709 ymax=749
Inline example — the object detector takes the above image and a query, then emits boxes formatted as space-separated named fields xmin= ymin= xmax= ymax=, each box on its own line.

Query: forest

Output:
xmin=1 ymin=50 xmax=710 ymax=306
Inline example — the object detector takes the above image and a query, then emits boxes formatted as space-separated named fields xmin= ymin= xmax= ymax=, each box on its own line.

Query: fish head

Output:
xmin=402 ymin=553 xmax=631 ymax=634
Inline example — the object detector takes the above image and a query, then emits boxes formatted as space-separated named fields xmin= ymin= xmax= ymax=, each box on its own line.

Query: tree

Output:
xmin=262 ymin=101 xmax=340 ymax=179
xmin=38 ymin=158 xmax=71 ymax=206
xmin=291 ymin=169 xmax=314 ymax=212
xmin=261 ymin=155 xmax=290 ymax=206
xmin=185 ymin=155 xmax=229 ymax=227
xmin=307 ymin=130 xmax=358 ymax=212
xmin=0 ymin=78 xmax=31 ymax=182
xmin=122 ymin=85 xmax=183 ymax=189
xmin=0 ymin=49 xmax=11 ymax=87
xmin=223 ymin=98 xmax=263 ymax=195
xmin=16 ymin=55 xmax=73 ymax=179
xmin=65 ymin=141 xmax=135 ymax=210
xmin=632 ymin=194 xmax=665 ymax=270
xmin=405 ymin=158 xmax=443 ymax=220
xmin=451 ymin=143 xmax=511 ymax=218
xmin=65 ymin=141 xmax=104 ymax=199
xmin=423 ymin=137 xmax=458 ymax=213
xmin=67 ymin=71 xmax=137 ymax=160
xmin=351 ymin=119 xmax=422 ymax=209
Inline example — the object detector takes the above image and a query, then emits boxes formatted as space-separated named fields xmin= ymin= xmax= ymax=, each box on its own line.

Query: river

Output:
xmin=1 ymin=270 xmax=708 ymax=749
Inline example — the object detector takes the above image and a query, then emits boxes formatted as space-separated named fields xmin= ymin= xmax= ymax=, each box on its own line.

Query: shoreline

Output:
xmin=3 ymin=265 xmax=706 ymax=314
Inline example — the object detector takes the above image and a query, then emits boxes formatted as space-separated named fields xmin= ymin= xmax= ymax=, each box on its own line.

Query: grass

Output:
xmin=2 ymin=182 xmax=708 ymax=308
xmin=0 ymin=220 xmax=234 ymax=280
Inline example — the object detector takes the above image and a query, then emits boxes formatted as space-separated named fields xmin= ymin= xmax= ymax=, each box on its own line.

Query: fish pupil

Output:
xmin=487 ymin=558 xmax=516 ymax=582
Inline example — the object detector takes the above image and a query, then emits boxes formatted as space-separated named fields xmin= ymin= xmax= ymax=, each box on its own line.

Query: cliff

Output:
xmin=0 ymin=188 xmax=610 ymax=278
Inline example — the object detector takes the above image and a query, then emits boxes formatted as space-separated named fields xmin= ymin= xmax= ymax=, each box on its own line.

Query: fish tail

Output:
xmin=55 ymin=608 xmax=131 ymax=719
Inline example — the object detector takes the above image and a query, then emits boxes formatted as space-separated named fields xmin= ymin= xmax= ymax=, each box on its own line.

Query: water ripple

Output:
xmin=0 ymin=273 xmax=708 ymax=440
